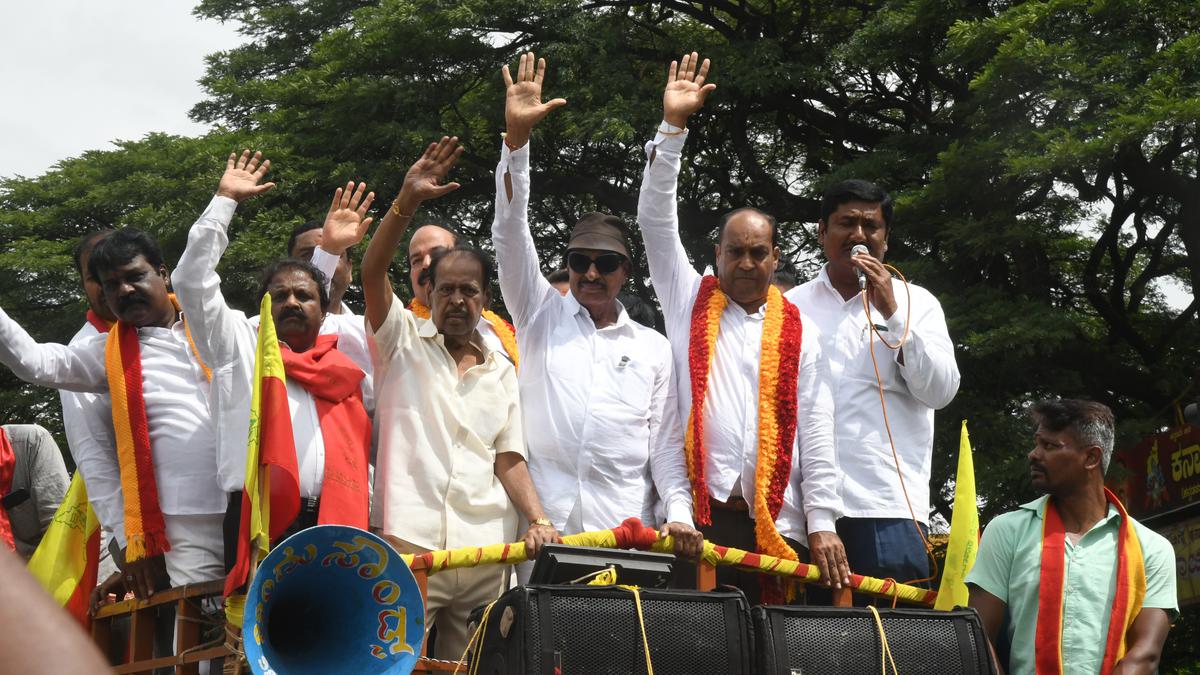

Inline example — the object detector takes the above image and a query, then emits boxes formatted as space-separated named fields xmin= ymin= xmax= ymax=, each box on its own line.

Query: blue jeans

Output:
xmin=836 ymin=517 xmax=930 ymax=587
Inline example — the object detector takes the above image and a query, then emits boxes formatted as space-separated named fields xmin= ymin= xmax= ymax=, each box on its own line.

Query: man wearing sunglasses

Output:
xmin=636 ymin=53 xmax=848 ymax=601
xmin=490 ymin=52 xmax=703 ymax=561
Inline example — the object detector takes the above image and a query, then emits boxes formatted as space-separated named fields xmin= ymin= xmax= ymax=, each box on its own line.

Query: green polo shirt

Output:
xmin=966 ymin=496 xmax=1178 ymax=675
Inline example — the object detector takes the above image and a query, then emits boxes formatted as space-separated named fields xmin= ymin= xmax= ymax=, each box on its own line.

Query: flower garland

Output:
xmin=685 ymin=276 xmax=802 ymax=571
xmin=408 ymin=299 xmax=519 ymax=368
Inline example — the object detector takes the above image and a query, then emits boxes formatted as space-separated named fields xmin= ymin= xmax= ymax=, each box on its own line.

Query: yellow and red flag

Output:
xmin=935 ymin=420 xmax=980 ymax=610
xmin=224 ymin=294 xmax=300 ymax=597
xmin=28 ymin=472 xmax=101 ymax=627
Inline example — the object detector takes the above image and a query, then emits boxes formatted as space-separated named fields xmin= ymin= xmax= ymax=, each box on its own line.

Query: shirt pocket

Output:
xmin=604 ymin=356 xmax=654 ymax=419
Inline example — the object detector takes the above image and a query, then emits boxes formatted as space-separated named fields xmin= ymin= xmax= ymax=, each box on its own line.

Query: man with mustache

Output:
xmin=0 ymin=229 xmax=227 ymax=598
xmin=305 ymin=190 xmax=519 ymax=368
xmin=637 ymin=53 xmax=846 ymax=601
xmin=491 ymin=53 xmax=702 ymax=561
xmin=363 ymin=136 xmax=554 ymax=659
xmin=170 ymin=152 xmax=374 ymax=597
xmin=968 ymin=399 xmax=1176 ymax=674
xmin=786 ymin=179 xmax=960 ymax=588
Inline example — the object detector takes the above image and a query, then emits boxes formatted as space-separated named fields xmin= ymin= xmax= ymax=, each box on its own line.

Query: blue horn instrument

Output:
xmin=243 ymin=525 xmax=425 ymax=674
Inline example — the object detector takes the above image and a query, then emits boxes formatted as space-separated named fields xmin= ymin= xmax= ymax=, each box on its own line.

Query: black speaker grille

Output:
xmin=525 ymin=591 xmax=742 ymax=674
xmin=779 ymin=611 xmax=981 ymax=674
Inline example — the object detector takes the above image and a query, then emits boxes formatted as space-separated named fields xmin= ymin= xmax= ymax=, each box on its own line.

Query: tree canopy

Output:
xmin=2 ymin=0 xmax=1197 ymax=527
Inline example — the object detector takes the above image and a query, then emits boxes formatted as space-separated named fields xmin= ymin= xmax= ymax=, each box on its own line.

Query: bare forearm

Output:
xmin=361 ymin=197 xmax=417 ymax=332
xmin=494 ymin=452 xmax=547 ymax=523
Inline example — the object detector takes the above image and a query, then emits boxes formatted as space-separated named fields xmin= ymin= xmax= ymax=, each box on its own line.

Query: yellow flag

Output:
xmin=935 ymin=420 xmax=979 ymax=610
xmin=224 ymin=293 xmax=298 ymax=597
xmin=28 ymin=472 xmax=101 ymax=626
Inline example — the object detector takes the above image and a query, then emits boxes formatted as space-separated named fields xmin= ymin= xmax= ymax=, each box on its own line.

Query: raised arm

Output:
xmin=362 ymin=136 xmax=463 ymax=333
xmin=0 ymin=309 xmax=106 ymax=393
xmin=310 ymin=181 xmax=375 ymax=295
xmin=636 ymin=53 xmax=716 ymax=324
xmin=171 ymin=149 xmax=275 ymax=368
xmin=491 ymin=52 xmax=567 ymax=328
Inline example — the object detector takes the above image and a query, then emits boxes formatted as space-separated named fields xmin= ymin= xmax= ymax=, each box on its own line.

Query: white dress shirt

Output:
xmin=786 ymin=266 xmax=959 ymax=523
xmin=369 ymin=297 xmax=524 ymax=550
xmin=59 ymin=321 xmax=125 ymax=538
xmin=637 ymin=127 xmax=841 ymax=540
xmin=491 ymin=141 xmax=692 ymax=534
xmin=172 ymin=196 xmax=373 ymax=496
xmin=0 ymin=308 xmax=225 ymax=548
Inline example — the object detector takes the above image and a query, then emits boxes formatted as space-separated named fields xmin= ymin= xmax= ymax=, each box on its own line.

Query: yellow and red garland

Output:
xmin=409 ymin=299 xmax=519 ymax=368
xmin=685 ymin=276 xmax=802 ymax=599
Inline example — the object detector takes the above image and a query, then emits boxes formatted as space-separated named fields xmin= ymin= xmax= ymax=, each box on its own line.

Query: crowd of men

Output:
xmin=0 ymin=52 xmax=1179 ymax=672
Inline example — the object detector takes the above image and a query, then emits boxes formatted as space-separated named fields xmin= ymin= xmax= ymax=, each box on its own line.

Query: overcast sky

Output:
xmin=0 ymin=1 xmax=244 ymax=179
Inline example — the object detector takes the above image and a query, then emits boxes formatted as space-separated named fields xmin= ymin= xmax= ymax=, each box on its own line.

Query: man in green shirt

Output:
xmin=967 ymin=399 xmax=1177 ymax=674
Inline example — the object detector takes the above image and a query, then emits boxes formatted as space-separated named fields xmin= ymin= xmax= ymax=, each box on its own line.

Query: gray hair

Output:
xmin=1031 ymin=399 xmax=1116 ymax=473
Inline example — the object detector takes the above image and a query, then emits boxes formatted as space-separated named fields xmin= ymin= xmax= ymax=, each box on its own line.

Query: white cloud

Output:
xmin=0 ymin=0 xmax=244 ymax=179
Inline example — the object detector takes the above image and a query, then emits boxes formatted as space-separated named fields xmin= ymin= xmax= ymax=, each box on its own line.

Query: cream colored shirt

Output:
xmin=369 ymin=296 xmax=525 ymax=550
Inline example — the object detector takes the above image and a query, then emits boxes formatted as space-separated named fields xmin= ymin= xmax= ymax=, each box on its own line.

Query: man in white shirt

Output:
xmin=362 ymin=135 xmax=556 ymax=659
xmin=491 ymin=53 xmax=702 ymax=558
xmin=0 ymin=228 xmax=225 ymax=598
xmin=637 ymin=52 xmax=848 ymax=601
xmin=170 ymin=151 xmax=374 ymax=590
xmin=786 ymin=179 xmax=960 ymax=585
xmin=61 ymin=230 xmax=125 ymax=585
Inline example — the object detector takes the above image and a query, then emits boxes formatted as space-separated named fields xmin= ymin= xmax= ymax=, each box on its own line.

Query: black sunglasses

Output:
xmin=567 ymin=251 xmax=625 ymax=275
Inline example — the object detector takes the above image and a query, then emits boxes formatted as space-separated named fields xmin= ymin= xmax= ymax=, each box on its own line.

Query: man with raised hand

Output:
xmin=309 ymin=189 xmax=520 ymax=367
xmin=363 ymin=136 xmax=554 ymax=660
xmin=0 ymin=228 xmax=229 ymax=598
xmin=968 ymin=400 xmax=1176 ymax=675
xmin=492 ymin=52 xmax=702 ymax=561
xmin=787 ymin=179 xmax=960 ymax=587
xmin=170 ymin=153 xmax=374 ymax=592
xmin=636 ymin=53 xmax=847 ymax=602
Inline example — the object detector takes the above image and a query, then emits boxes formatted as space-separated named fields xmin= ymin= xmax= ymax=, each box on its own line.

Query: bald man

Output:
xmin=317 ymin=215 xmax=519 ymax=365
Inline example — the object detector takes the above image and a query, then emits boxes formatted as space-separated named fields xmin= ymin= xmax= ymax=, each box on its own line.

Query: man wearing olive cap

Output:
xmin=490 ymin=52 xmax=702 ymax=559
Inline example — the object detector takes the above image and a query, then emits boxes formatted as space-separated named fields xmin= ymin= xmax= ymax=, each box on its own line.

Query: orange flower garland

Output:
xmin=685 ymin=276 xmax=803 ymax=596
xmin=408 ymin=299 xmax=519 ymax=368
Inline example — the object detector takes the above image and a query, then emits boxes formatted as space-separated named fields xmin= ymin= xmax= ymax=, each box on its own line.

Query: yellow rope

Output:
xmin=616 ymin=585 xmax=654 ymax=675
xmin=867 ymin=605 xmax=899 ymax=675
xmin=454 ymin=598 xmax=497 ymax=675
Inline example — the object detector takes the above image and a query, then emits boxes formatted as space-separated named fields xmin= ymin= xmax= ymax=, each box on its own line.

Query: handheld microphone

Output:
xmin=851 ymin=244 xmax=869 ymax=289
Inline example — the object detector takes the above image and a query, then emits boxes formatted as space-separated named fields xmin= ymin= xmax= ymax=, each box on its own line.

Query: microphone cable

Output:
xmin=859 ymin=263 xmax=940 ymax=588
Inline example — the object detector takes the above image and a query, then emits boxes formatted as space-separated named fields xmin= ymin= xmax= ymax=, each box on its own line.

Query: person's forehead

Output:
xmin=1034 ymin=426 xmax=1071 ymax=444
xmin=434 ymin=255 xmax=484 ymax=285
xmin=829 ymin=200 xmax=885 ymax=220
xmin=269 ymin=268 xmax=319 ymax=292
xmin=721 ymin=214 xmax=773 ymax=246
xmin=291 ymin=229 xmax=322 ymax=253
xmin=100 ymin=254 xmax=154 ymax=276
xmin=411 ymin=225 xmax=456 ymax=253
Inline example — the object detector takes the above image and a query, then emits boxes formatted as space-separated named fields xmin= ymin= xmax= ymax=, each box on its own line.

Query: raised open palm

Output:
xmin=216 ymin=149 xmax=276 ymax=202
xmin=399 ymin=136 xmax=463 ymax=205
xmin=503 ymin=51 xmax=567 ymax=145
xmin=663 ymin=52 xmax=716 ymax=127
xmin=322 ymin=181 xmax=375 ymax=254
